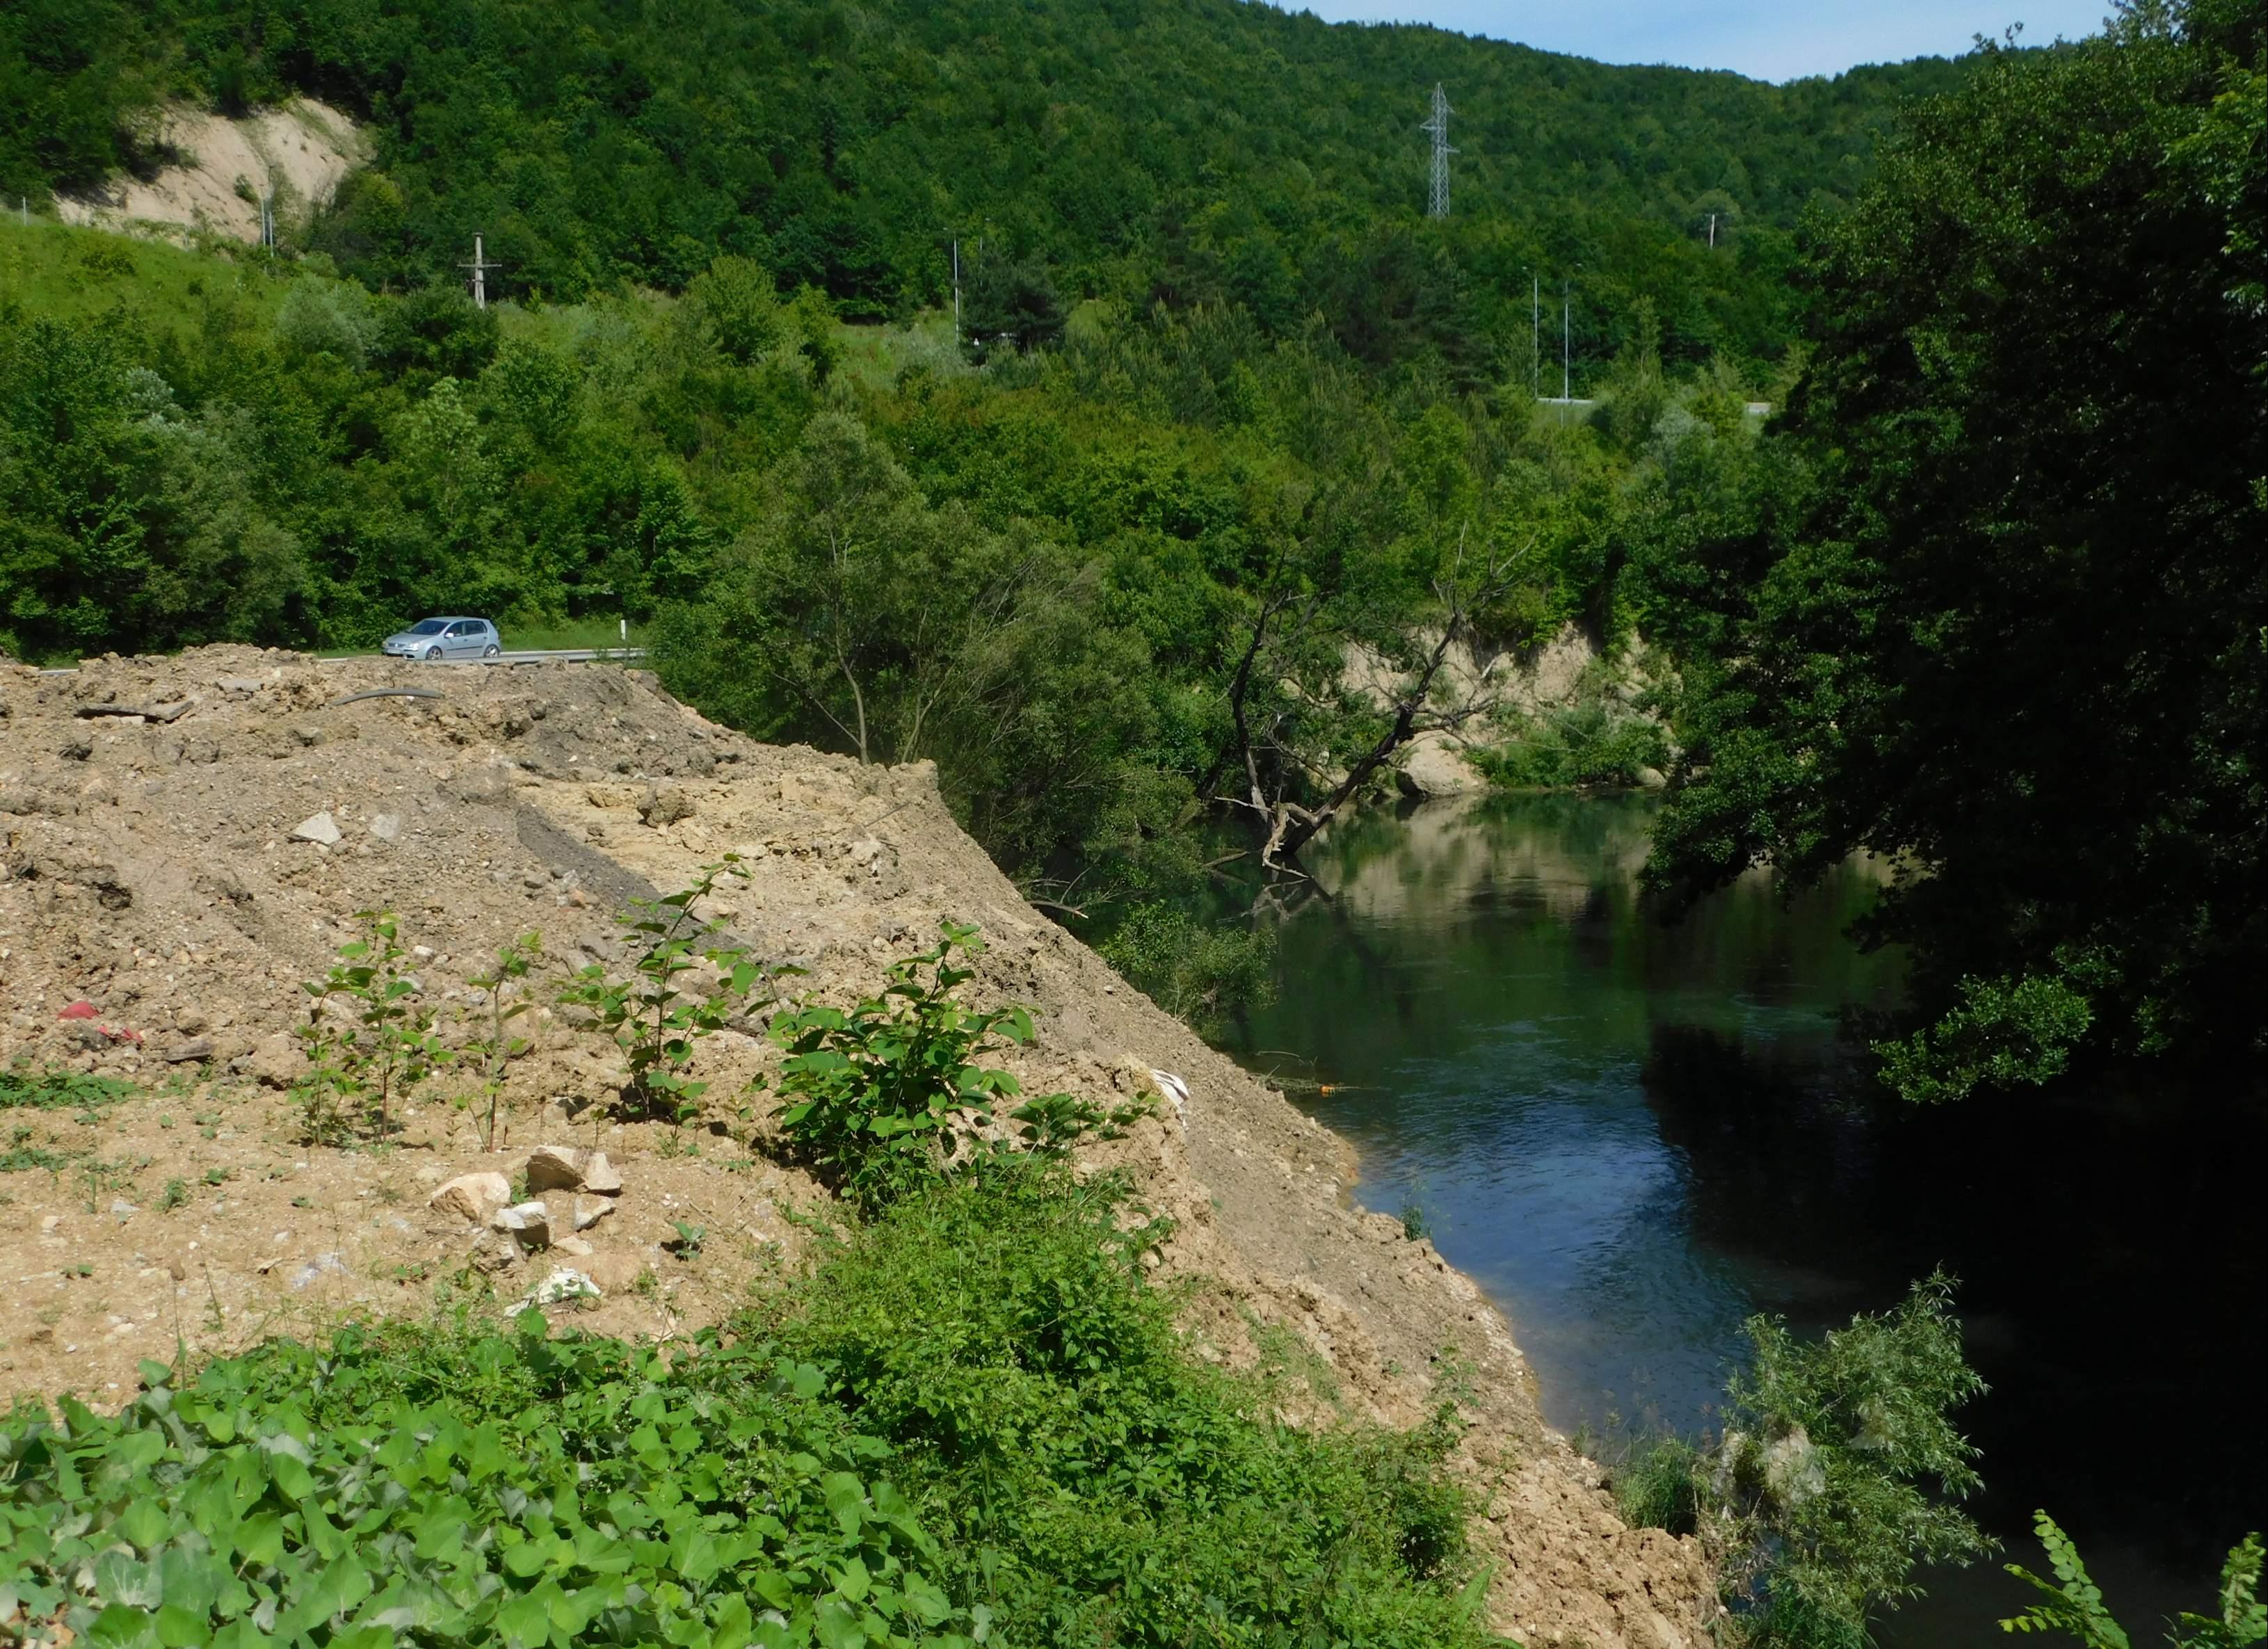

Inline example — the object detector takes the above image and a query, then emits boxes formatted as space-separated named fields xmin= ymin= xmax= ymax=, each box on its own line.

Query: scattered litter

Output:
xmin=519 ymin=1267 xmax=601 ymax=1309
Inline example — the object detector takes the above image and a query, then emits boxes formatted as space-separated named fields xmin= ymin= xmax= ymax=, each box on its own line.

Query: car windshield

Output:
xmin=405 ymin=620 xmax=449 ymax=636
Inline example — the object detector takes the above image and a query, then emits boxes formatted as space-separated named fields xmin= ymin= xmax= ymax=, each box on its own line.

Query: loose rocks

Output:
xmin=291 ymin=811 xmax=344 ymax=845
xmin=523 ymin=1144 xmax=591 ymax=1191
xmin=492 ymin=1200 xmax=553 ymax=1248
xmin=429 ymin=1171 xmax=513 ymax=1223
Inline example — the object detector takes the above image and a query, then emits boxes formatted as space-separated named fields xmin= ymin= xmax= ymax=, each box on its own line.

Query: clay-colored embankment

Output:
xmin=54 ymin=99 xmax=364 ymax=245
xmin=0 ymin=646 xmax=1711 ymax=1648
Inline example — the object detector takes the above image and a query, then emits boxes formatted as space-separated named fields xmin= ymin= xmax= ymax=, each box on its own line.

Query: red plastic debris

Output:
xmin=57 ymin=1000 xmax=98 ymax=1020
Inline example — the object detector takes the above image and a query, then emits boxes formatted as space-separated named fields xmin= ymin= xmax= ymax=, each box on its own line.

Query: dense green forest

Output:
xmin=3 ymin=0 xmax=2261 ymax=1102
xmin=1 ymin=0 xmax=1961 ymax=370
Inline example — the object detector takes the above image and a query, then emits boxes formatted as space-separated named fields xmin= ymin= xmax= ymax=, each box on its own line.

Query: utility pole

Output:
xmin=461 ymin=234 xmax=501 ymax=309
xmin=1708 ymin=211 xmax=1718 ymax=249
xmin=1531 ymin=273 xmax=1540 ymax=400
xmin=1420 ymin=83 xmax=1454 ymax=220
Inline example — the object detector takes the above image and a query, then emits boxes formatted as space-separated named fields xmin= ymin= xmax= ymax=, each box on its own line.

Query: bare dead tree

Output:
xmin=1216 ymin=528 xmax=1528 ymax=872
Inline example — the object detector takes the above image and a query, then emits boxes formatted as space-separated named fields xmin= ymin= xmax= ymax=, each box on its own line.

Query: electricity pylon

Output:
xmin=1421 ymin=83 xmax=1454 ymax=220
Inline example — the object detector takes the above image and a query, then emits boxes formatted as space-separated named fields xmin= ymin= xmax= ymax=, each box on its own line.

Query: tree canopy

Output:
xmin=1636 ymin=0 xmax=2267 ymax=1098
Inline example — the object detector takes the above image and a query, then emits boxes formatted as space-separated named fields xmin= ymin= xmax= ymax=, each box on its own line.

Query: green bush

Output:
xmin=1476 ymin=702 xmax=1669 ymax=791
xmin=1095 ymin=903 xmax=1278 ymax=1038
xmin=769 ymin=922 xmax=1127 ymax=1214
xmin=1610 ymin=1273 xmax=1990 ymax=1648
xmin=768 ymin=1157 xmax=1502 ymax=1648
xmin=0 ymin=1317 xmax=967 ymax=1649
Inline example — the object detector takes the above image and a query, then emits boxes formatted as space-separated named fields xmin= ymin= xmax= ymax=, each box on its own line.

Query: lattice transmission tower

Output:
xmin=1421 ymin=83 xmax=1454 ymax=219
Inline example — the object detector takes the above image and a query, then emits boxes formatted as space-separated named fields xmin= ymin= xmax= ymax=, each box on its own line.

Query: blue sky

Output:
xmin=1285 ymin=0 xmax=2115 ymax=82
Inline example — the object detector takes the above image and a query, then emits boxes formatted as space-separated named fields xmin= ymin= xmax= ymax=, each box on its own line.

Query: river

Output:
xmin=1208 ymin=792 xmax=2264 ymax=1646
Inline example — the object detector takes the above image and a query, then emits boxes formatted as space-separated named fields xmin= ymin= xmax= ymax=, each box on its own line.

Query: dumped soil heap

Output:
xmin=0 ymin=646 xmax=1709 ymax=1648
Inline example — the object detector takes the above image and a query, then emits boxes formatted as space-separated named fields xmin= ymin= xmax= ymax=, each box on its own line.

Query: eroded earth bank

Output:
xmin=0 ymin=647 xmax=1709 ymax=1647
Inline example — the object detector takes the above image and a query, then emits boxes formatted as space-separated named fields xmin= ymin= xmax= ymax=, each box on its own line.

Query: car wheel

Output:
xmin=424 ymin=646 xmax=444 ymax=661
xmin=483 ymin=644 xmax=500 ymax=659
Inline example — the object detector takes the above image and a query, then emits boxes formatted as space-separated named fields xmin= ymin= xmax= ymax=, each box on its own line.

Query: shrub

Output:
xmin=1475 ymin=701 xmax=1669 ymax=790
xmin=292 ymin=910 xmax=447 ymax=1143
xmin=1096 ymin=903 xmax=1277 ymax=1038
xmin=768 ymin=1157 xmax=1500 ymax=1648
xmin=0 ymin=1318 xmax=967 ymax=1649
xmin=770 ymin=922 xmax=1129 ymax=1214
xmin=557 ymin=857 xmax=787 ymax=1125
xmin=1610 ymin=1272 xmax=1990 ymax=1648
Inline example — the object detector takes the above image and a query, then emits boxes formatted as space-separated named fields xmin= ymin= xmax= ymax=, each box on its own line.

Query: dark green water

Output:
xmin=1212 ymin=792 xmax=2265 ymax=1647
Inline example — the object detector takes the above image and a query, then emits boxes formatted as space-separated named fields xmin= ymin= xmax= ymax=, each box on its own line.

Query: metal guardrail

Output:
xmin=32 ymin=648 xmax=648 ymax=677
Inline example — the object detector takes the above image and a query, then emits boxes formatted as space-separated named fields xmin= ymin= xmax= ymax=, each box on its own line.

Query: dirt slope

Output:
xmin=0 ymin=647 xmax=1710 ymax=1648
xmin=54 ymin=100 xmax=364 ymax=245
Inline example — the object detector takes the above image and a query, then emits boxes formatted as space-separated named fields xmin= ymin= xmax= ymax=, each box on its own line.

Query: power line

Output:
xmin=1420 ymin=83 xmax=1454 ymax=220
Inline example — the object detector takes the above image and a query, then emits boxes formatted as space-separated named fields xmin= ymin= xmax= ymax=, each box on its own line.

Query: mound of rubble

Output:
xmin=0 ymin=646 xmax=1711 ymax=1648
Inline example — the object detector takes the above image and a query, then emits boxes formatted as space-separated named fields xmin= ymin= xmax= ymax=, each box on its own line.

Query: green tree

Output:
xmin=1641 ymin=0 xmax=2268 ymax=1099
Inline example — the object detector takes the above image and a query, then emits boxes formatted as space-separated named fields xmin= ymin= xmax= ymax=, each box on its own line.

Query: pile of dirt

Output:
xmin=0 ymin=645 xmax=1712 ymax=1648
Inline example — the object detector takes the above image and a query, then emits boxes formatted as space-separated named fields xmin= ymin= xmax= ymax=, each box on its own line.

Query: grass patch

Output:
xmin=0 ymin=1126 xmax=79 ymax=1175
xmin=0 ymin=219 xmax=290 ymax=343
xmin=0 ymin=1066 xmax=134 ymax=1112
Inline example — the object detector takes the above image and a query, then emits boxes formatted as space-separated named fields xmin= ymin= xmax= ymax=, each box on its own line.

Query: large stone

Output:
xmin=492 ymin=1200 xmax=553 ymax=1248
xmin=572 ymin=1194 xmax=616 ymax=1232
xmin=291 ymin=811 xmax=343 ymax=846
xmin=428 ymin=1171 xmax=513 ymax=1223
xmin=638 ymin=782 xmax=695 ymax=827
xmin=160 ymin=1036 xmax=214 ymax=1063
xmin=239 ymin=1031 xmax=305 ymax=1088
xmin=1395 ymin=732 xmax=1486 ymax=798
xmin=523 ymin=1144 xmax=590 ymax=1192
xmin=581 ymin=1151 xmax=623 ymax=1195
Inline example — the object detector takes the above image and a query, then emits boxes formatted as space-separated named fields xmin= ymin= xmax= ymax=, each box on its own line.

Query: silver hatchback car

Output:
xmin=382 ymin=616 xmax=501 ymax=661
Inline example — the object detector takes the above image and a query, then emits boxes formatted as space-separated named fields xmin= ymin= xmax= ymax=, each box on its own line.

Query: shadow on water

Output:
xmin=1206 ymin=791 xmax=2265 ymax=1647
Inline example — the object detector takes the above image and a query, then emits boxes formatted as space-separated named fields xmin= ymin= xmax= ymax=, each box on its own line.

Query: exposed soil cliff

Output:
xmin=54 ymin=100 xmax=364 ymax=246
xmin=0 ymin=647 xmax=1711 ymax=1647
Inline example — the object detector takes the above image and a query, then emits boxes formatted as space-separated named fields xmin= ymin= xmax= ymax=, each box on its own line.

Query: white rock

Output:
xmin=428 ymin=1171 xmax=512 ymax=1223
xmin=1394 ymin=731 xmax=1485 ymax=798
xmin=369 ymin=813 xmax=403 ymax=841
xmin=580 ymin=1151 xmax=622 ymax=1195
xmin=291 ymin=812 xmax=344 ymax=846
xmin=523 ymin=1144 xmax=590 ymax=1192
xmin=492 ymin=1200 xmax=553 ymax=1248
xmin=572 ymin=1195 xmax=616 ymax=1232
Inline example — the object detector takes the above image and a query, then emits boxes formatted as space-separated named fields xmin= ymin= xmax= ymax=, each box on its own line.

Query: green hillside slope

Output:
xmin=3 ymin=0 xmax=1961 ymax=367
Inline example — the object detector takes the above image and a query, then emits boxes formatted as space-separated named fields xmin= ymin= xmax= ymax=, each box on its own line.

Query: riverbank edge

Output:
xmin=0 ymin=645 xmax=1712 ymax=1647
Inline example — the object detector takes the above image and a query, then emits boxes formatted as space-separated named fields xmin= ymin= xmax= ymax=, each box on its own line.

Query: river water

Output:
xmin=1209 ymin=793 xmax=2264 ymax=1646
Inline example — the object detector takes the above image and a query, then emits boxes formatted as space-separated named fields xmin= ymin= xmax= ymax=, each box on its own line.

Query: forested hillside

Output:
xmin=3 ymin=0 xmax=1960 ymax=369
xmin=8 ymin=0 xmax=2253 ymax=1102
